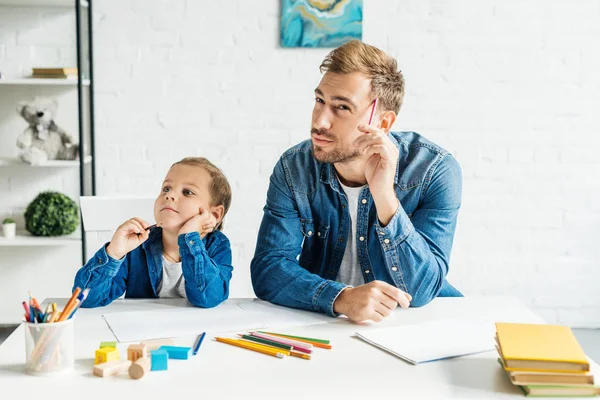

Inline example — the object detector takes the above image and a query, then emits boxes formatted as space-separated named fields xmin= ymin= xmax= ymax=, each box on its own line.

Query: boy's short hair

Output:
xmin=173 ymin=157 xmax=232 ymax=231
xmin=319 ymin=39 xmax=405 ymax=115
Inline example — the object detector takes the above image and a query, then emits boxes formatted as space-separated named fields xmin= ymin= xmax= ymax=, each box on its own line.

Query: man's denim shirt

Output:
xmin=73 ymin=228 xmax=233 ymax=308
xmin=251 ymin=131 xmax=462 ymax=317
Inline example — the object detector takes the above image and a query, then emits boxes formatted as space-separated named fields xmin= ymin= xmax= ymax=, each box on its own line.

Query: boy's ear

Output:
xmin=210 ymin=205 xmax=225 ymax=224
xmin=378 ymin=110 xmax=397 ymax=133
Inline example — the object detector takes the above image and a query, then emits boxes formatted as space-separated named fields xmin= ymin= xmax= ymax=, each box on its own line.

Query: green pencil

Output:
xmin=238 ymin=335 xmax=293 ymax=350
xmin=258 ymin=331 xmax=330 ymax=345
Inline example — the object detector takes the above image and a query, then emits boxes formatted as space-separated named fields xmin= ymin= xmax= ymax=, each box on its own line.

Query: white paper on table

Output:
xmin=236 ymin=299 xmax=333 ymax=327
xmin=102 ymin=300 xmax=333 ymax=342
xmin=102 ymin=303 xmax=267 ymax=342
xmin=355 ymin=318 xmax=496 ymax=365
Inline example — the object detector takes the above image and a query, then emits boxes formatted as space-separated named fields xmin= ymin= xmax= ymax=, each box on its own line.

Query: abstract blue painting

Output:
xmin=281 ymin=0 xmax=363 ymax=48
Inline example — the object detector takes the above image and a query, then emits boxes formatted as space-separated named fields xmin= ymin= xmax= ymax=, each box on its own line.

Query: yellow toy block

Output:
xmin=95 ymin=347 xmax=120 ymax=365
xmin=127 ymin=344 xmax=148 ymax=362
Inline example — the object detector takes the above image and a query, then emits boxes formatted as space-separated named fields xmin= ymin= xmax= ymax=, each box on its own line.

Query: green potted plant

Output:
xmin=2 ymin=217 xmax=16 ymax=239
xmin=24 ymin=191 xmax=79 ymax=236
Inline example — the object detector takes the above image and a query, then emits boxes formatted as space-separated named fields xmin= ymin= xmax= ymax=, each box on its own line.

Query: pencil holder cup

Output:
xmin=24 ymin=318 xmax=74 ymax=375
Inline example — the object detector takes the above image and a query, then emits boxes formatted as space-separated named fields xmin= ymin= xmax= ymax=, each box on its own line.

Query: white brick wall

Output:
xmin=1 ymin=1 xmax=599 ymax=326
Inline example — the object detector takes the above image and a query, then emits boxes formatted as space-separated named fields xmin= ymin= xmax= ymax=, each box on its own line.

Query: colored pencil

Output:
xmin=237 ymin=334 xmax=292 ymax=351
xmin=193 ymin=332 xmax=206 ymax=355
xmin=368 ymin=98 xmax=378 ymax=125
xmin=235 ymin=339 xmax=291 ymax=356
xmin=289 ymin=350 xmax=311 ymax=360
xmin=215 ymin=337 xmax=287 ymax=358
xmin=250 ymin=332 xmax=312 ymax=353
xmin=259 ymin=331 xmax=330 ymax=345
xmin=57 ymin=287 xmax=81 ymax=322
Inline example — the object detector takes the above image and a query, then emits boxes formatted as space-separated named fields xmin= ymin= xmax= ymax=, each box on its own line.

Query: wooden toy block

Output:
xmin=150 ymin=349 xmax=168 ymax=371
xmin=127 ymin=344 xmax=148 ymax=362
xmin=95 ymin=347 xmax=120 ymax=365
xmin=100 ymin=341 xmax=117 ymax=348
xmin=159 ymin=345 xmax=192 ymax=360
xmin=128 ymin=357 xmax=151 ymax=380
xmin=93 ymin=360 xmax=131 ymax=378
xmin=141 ymin=338 xmax=175 ymax=350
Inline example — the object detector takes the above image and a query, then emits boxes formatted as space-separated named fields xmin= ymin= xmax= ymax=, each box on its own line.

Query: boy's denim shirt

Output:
xmin=251 ymin=131 xmax=463 ymax=317
xmin=74 ymin=228 xmax=233 ymax=308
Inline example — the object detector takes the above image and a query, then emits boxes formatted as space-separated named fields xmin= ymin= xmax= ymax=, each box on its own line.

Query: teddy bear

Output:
xmin=16 ymin=97 xmax=78 ymax=165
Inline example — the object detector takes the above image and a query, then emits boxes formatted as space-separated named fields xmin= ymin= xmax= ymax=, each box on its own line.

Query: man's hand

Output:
xmin=178 ymin=208 xmax=217 ymax=238
xmin=333 ymin=280 xmax=412 ymax=323
xmin=353 ymin=125 xmax=399 ymax=226
xmin=106 ymin=218 xmax=151 ymax=260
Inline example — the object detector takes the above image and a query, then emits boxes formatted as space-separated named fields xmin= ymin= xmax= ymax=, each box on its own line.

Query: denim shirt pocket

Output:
xmin=300 ymin=219 xmax=329 ymax=239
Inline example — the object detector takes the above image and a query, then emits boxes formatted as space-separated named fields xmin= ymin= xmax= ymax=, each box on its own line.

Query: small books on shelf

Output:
xmin=355 ymin=318 xmax=495 ymax=365
xmin=32 ymin=67 xmax=78 ymax=79
xmin=495 ymin=322 xmax=599 ymax=397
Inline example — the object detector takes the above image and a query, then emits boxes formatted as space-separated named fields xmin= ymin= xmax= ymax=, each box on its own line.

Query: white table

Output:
xmin=0 ymin=297 xmax=589 ymax=399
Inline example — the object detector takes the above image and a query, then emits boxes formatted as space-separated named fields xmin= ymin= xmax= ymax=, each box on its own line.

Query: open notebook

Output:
xmin=355 ymin=318 xmax=496 ymax=365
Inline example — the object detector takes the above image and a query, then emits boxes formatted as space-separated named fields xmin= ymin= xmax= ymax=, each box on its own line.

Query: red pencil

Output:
xmin=367 ymin=98 xmax=378 ymax=125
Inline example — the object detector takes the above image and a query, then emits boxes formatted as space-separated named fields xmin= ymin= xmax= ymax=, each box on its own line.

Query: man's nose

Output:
xmin=313 ymin=107 xmax=331 ymax=131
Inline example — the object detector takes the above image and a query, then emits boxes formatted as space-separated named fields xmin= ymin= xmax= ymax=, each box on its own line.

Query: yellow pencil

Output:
xmin=289 ymin=350 xmax=311 ymax=360
xmin=237 ymin=339 xmax=291 ymax=356
xmin=215 ymin=337 xmax=287 ymax=358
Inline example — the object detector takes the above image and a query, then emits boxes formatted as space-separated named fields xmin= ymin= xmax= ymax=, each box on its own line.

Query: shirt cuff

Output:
xmin=314 ymin=280 xmax=349 ymax=317
xmin=178 ymin=231 xmax=205 ymax=254
xmin=91 ymin=243 xmax=124 ymax=274
xmin=375 ymin=201 xmax=414 ymax=249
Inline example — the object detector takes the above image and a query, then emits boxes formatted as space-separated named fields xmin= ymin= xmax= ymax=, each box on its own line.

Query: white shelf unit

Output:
xmin=0 ymin=155 xmax=92 ymax=167
xmin=0 ymin=232 xmax=80 ymax=247
xmin=0 ymin=78 xmax=90 ymax=86
xmin=0 ymin=0 xmax=88 ymax=7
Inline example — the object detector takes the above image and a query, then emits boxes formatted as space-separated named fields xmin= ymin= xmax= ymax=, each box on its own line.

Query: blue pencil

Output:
xmin=193 ymin=332 xmax=206 ymax=355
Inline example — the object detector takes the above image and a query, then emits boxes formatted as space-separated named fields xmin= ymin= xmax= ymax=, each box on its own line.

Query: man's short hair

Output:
xmin=319 ymin=40 xmax=405 ymax=115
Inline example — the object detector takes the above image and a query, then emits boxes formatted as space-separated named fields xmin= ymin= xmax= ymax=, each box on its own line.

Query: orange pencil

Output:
xmin=57 ymin=287 xmax=81 ymax=322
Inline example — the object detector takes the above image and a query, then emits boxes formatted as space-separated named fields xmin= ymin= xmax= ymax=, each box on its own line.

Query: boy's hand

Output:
xmin=179 ymin=209 xmax=217 ymax=238
xmin=106 ymin=218 xmax=151 ymax=260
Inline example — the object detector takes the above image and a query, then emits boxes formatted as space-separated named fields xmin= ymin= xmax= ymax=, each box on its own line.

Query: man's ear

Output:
xmin=379 ymin=110 xmax=397 ymax=133
xmin=210 ymin=205 xmax=225 ymax=225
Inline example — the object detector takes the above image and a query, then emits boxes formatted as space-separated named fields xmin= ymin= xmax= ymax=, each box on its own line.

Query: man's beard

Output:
xmin=311 ymin=128 xmax=361 ymax=164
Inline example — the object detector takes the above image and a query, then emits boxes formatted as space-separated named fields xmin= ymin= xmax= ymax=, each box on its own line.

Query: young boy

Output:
xmin=74 ymin=157 xmax=233 ymax=308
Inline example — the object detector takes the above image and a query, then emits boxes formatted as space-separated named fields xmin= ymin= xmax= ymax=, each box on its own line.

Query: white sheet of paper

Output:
xmin=102 ymin=300 xmax=332 ymax=342
xmin=236 ymin=299 xmax=333 ymax=326
xmin=355 ymin=318 xmax=496 ymax=365
xmin=102 ymin=303 xmax=266 ymax=342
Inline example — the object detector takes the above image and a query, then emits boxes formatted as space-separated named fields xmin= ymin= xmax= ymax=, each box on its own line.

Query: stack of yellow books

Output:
xmin=32 ymin=67 xmax=78 ymax=79
xmin=495 ymin=322 xmax=599 ymax=397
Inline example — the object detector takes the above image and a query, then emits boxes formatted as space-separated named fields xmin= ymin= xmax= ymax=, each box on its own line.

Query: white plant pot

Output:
xmin=2 ymin=223 xmax=16 ymax=239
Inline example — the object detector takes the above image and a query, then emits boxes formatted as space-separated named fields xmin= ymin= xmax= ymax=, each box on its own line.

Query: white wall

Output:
xmin=0 ymin=6 xmax=82 ymax=324
xmin=2 ymin=1 xmax=599 ymax=326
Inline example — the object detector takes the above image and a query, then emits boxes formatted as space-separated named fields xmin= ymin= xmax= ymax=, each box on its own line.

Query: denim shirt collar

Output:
xmin=319 ymin=132 xmax=401 ymax=189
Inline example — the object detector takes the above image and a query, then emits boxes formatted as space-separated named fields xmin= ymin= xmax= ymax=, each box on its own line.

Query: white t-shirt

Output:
xmin=336 ymin=181 xmax=366 ymax=287
xmin=157 ymin=255 xmax=186 ymax=298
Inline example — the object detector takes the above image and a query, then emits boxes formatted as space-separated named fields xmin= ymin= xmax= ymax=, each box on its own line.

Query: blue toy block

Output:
xmin=150 ymin=349 xmax=168 ymax=371
xmin=159 ymin=345 xmax=192 ymax=360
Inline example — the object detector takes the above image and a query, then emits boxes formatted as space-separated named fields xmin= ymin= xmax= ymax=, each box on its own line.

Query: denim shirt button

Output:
xmin=365 ymin=270 xmax=370 ymax=274
xmin=338 ymin=237 xmax=344 ymax=243
xmin=391 ymin=266 xmax=398 ymax=272
xmin=307 ymin=231 xmax=313 ymax=236
xmin=359 ymin=236 xmax=365 ymax=241
xmin=189 ymin=240 xmax=194 ymax=245
xmin=379 ymin=231 xmax=385 ymax=235
xmin=361 ymin=199 xmax=367 ymax=204
xmin=384 ymin=238 xmax=390 ymax=244
xmin=97 ymin=257 xmax=102 ymax=263
xmin=317 ymin=232 xmax=321 ymax=237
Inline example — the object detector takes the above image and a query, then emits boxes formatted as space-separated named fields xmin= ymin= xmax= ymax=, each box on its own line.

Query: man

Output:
xmin=251 ymin=40 xmax=462 ymax=323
